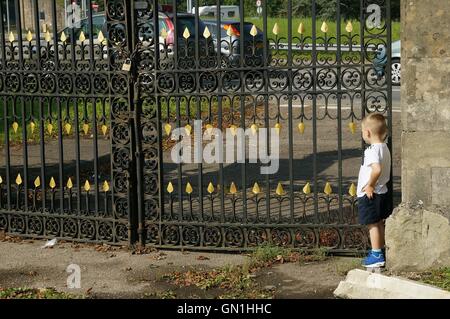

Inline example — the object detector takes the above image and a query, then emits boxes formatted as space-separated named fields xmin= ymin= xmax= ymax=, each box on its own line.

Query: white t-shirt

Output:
xmin=357 ymin=143 xmax=391 ymax=198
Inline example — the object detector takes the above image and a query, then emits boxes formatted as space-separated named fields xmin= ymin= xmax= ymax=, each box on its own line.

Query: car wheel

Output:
xmin=392 ymin=58 xmax=401 ymax=86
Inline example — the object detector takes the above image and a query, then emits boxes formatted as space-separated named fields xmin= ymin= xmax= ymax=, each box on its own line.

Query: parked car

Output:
xmin=202 ymin=20 xmax=267 ymax=67
xmin=192 ymin=5 xmax=240 ymax=20
xmin=391 ymin=40 xmax=401 ymax=86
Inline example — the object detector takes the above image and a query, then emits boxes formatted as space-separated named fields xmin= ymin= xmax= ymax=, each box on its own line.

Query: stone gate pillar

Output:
xmin=386 ymin=0 xmax=450 ymax=271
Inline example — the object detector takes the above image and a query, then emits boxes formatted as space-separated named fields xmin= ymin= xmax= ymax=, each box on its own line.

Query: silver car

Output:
xmin=391 ymin=40 xmax=401 ymax=86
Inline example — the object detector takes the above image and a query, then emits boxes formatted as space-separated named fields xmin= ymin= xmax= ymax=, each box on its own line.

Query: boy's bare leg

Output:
xmin=368 ymin=223 xmax=383 ymax=250
xmin=379 ymin=221 xmax=386 ymax=248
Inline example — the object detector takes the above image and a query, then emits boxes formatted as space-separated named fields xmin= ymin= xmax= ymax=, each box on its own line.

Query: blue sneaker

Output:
xmin=362 ymin=251 xmax=386 ymax=268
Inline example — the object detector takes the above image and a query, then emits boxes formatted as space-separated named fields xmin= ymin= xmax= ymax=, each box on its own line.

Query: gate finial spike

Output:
xmin=12 ymin=122 xmax=19 ymax=133
xmin=250 ymin=25 xmax=258 ymax=37
xmin=298 ymin=122 xmax=305 ymax=134
xmin=26 ymin=30 xmax=33 ymax=42
xmin=103 ymin=181 xmax=110 ymax=193
xmin=321 ymin=21 xmax=329 ymax=33
xmin=16 ymin=174 xmax=23 ymax=186
xmin=272 ymin=23 xmax=280 ymax=36
xmin=45 ymin=30 xmax=52 ymax=43
xmin=349 ymin=122 xmax=357 ymax=134
xmin=298 ymin=22 xmax=305 ymax=35
xmin=186 ymin=182 xmax=193 ymax=194
xmin=49 ymin=177 xmax=56 ymax=189
xmin=167 ymin=182 xmax=174 ymax=194
xmin=252 ymin=182 xmax=261 ymax=195
xmin=183 ymin=27 xmax=191 ymax=39
xmin=30 ymin=122 xmax=36 ymax=134
xmin=34 ymin=176 xmax=41 ymax=188
xmin=207 ymin=182 xmax=215 ymax=194
xmin=84 ymin=180 xmax=91 ymax=192
xmin=67 ymin=178 xmax=73 ymax=189
xmin=98 ymin=31 xmax=105 ymax=44
xmin=276 ymin=183 xmax=285 ymax=196
xmin=349 ymin=183 xmax=357 ymax=197
xmin=324 ymin=182 xmax=333 ymax=195
xmin=303 ymin=182 xmax=311 ymax=195
xmin=229 ymin=182 xmax=237 ymax=195
xmin=346 ymin=21 xmax=353 ymax=33
xmin=203 ymin=26 xmax=211 ymax=39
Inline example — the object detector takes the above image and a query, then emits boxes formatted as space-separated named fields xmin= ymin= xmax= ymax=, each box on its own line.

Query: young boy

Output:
xmin=357 ymin=113 xmax=392 ymax=268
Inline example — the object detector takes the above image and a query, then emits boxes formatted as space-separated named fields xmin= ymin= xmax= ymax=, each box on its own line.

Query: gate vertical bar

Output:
xmin=287 ymin=0 xmax=294 ymax=222
xmin=311 ymin=0 xmax=320 ymax=223
xmin=336 ymin=0 xmax=344 ymax=223
xmin=386 ymin=0 xmax=394 ymax=211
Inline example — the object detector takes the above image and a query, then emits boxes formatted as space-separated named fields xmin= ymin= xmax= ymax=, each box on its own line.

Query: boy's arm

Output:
xmin=363 ymin=163 xmax=382 ymax=199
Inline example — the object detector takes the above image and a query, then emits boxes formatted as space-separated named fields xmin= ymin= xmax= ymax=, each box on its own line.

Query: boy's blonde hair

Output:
xmin=362 ymin=113 xmax=388 ymax=140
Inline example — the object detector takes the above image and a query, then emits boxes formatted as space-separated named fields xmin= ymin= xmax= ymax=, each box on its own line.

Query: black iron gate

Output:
xmin=0 ymin=0 xmax=392 ymax=254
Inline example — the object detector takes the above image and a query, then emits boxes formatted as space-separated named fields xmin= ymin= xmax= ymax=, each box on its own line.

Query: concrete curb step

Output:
xmin=334 ymin=269 xmax=450 ymax=299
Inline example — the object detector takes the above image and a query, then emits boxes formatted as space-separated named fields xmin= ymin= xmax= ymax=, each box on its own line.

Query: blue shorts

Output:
xmin=357 ymin=193 xmax=393 ymax=225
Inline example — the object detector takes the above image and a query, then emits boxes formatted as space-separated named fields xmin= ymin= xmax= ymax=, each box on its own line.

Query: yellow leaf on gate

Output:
xmin=298 ymin=122 xmax=305 ymax=134
xmin=34 ymin=176 xmax=41 ymax=188
xmin=303 ymin=182 xmax=311 ymax=195
xmin=252 ymin=182 xmax=261 ymax=195
xmin=103 ymin=181 xmax=110 ymax=193
xmin=186 ymin=182 xmax=193 ymax=194
xmin=8 ymin=32 xmax=15 ymax=43
xmin=16 ymin=174 xmax=23 ymax=186
xmin=349 ymin=183 xmax=357 ymax=197
xmin=83 ymin=123 xmax=90 ymax=135
xmin=276 ymin=183 xmax=285 ymax=196
xmin=229 ymin=182 xmax=237 ymax=195
xmin=207 ymin=182 xmax=215 ymax=194
xmin=47 ymin=123 xmax=53 ymax=135
xmin=324 ymin=182 xmax=333 ymax=195
xmin=167 ymin=182 xmax=174 ymax=194
xmin=0 ymin=176 xmax=3 ymax=184
xmin=49 ymin=177 xmax=56 ymax=189
xmin=65 ymin=123 xmax=72 ymax=135
xmin=12 ymin=122 xmax=19 ymax=133
xmin=102 ymin=125 xmax=108 ymax=136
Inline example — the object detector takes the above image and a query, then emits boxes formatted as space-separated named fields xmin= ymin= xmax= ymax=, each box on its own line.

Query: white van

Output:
xmin=192 ymin=6 xmax=240 ymax=20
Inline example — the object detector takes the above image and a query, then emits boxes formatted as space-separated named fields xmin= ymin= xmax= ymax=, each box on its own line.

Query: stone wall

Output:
xmin=401 ymin=0 xmax=450 ymax=206
xmin=386 ymin=0 xmax=450 ymax=271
